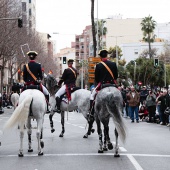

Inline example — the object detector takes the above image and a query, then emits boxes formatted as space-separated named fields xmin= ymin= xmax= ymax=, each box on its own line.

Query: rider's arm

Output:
xmin=23 ymin=65 xmax=27 ymax=82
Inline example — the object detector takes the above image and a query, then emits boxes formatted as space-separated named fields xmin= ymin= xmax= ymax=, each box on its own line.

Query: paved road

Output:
xmin=0 ymin=108 xmax=170 ymax=170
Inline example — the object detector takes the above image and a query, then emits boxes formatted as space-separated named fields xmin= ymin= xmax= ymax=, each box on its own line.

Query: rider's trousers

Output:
xmin=55 ymin=85 xmax=66 ymax=98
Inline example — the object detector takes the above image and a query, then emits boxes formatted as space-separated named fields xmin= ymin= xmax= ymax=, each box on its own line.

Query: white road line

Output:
xmin=1 ymin=153 xmax=170 ymax=158
xmin=127 ymin=154 xmax=143 ymax=170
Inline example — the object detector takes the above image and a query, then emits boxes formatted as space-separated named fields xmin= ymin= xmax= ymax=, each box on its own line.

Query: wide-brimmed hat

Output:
xmin=98 ymin=49 xmax=108 ymax=57
xmin=27 ymin=51 xmax=38 ymax=57
xmin=68 ymin=59 xmax=74 ymax=63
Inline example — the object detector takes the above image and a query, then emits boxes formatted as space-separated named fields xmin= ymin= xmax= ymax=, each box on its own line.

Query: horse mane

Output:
xmin=46 ymin=74 xmax=59 ymax=95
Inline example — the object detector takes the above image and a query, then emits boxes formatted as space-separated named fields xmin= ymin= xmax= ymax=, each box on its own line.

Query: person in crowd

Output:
xmin=140 ymin=86 xmax=148 ymax=106
xmin=118 ymin=86 xmax=126 ymax=117
xmin=157 ymin=89 xmax=170 ymax=125
xmin=54 ymin=59 xmax=77 ymax=113
xmin=156 ymin=90 xmax=163 ymax=124
xmin=12 ymin=82 xmax=22 ymax=94
xmin=125 ymin=87 xmax=130 ymax=118
xmin=145 ymin=90 xmax=156 ymax=123
xmin=23 ymin=51 xmax=50 ymax=113
xmin=138 ymin=105 xmax=149 ymax=121
xmin=89 ymin=49 xmax=118 ymax=118
xmin=126 ymin=85 xmax=140 ymax=123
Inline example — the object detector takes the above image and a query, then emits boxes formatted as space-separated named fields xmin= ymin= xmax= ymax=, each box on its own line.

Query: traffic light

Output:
xmin=63 ymin=56 xmax=67 ymax=64
xmin=3 ymin=86 xmax=6 ymax=91
xmin=154 ymin=58 xmax=159 ymax=66
xmin=18 ymin=18 xmax=23 ymax=28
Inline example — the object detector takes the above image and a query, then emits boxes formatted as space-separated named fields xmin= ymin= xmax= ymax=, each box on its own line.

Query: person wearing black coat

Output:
xmin=158 ymin=89 xmax=170 ymax=125
xmin=54 ymin=59 xmax=77 ymax=113
xmin=89 ymin=49 xmax=118 ymax=116
xmin=22 ymin=51 xmax=50 ymax=113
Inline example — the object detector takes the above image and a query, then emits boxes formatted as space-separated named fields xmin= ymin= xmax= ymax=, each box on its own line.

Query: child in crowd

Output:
xmin=138 ymin=105 xmax=149 ymax=121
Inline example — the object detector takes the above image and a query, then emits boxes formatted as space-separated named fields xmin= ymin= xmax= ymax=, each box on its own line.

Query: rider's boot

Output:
xmin=89 ymin=100 xmax=94 ymax=121
xmin=45 ymin=95 xmax=50 ymax=113
xmin=53 ymin=96 xmax=61 ymax=113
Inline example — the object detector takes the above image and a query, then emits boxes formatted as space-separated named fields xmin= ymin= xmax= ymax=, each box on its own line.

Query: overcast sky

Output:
xmin=36 ymin=0 xmax=170 ymax=52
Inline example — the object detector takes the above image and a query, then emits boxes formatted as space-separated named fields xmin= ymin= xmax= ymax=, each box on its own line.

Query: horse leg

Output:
xmin=27 ymin=118 xmax=33 ymax=152
xmin=114 ymin=128 xmax=120 ymax=157
xmin=83 ymin=116 xmax=94 ymax=138
xmin=18 ymin=124 xmax=25 ymax=157
xmin=59 ymin=111 xmax=65 ymax=137
xmin=103 ymin=128 xmax=108 ymax=151
xmin=49 ymin=112 xmax=55 ymax=133
xmin=37 ymin=119 xmax=44 ymax=156
xmin=96 ymin=116 xmax=103 ymax=153
xmin=105 ymin=125 xmax=113 ymax=150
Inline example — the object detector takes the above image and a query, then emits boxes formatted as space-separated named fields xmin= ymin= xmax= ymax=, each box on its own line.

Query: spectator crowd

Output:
xmin=119 ymin=85 xmax=170 ymax=127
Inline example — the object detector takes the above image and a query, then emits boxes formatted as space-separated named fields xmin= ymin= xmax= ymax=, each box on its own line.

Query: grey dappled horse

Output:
xmin=11 ymin=93 xmax=19 ymax=110
xmin=45 ymin=74 xmax=94 ymax=138
xmin=4 ymin=89 xmax=46 ymax=157
xmin=94 ymin=86 xmax=127 ymax=156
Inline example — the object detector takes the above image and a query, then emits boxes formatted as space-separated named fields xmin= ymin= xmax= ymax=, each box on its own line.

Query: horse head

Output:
xmin=46 ymin=74 xmax=59 ymax=95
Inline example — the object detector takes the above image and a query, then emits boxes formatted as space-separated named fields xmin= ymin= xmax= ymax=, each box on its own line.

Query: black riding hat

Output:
xmin=98 ymin=49 xmax=108 ymax=58
xmin=27 ymin=51 xmax=38 ymax=57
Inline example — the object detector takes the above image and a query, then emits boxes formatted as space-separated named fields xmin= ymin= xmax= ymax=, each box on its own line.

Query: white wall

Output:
xmin=121 ymin=42 xmax=165 ymax=64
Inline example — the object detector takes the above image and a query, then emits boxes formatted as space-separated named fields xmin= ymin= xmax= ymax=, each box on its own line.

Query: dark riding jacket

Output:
xmin=23 ymin=60 xmax=43 ymax=85
xmin=95 ymin=60 xmax=118 ymax=84
xmin=58 ymin=67 xmax=77 ymax=86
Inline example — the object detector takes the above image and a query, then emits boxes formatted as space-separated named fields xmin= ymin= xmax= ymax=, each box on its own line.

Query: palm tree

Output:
xmin=141 ymin=15 xmax=157 ymax=59
xmin=95 ymin=19 xmax=107 ymax=50
xmin=91 ymin=0 xmax=96 ymax=57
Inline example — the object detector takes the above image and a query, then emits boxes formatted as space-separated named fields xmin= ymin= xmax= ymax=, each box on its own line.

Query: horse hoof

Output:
xmin=83 ymin=134 xmax=88 ymax=138
xmin=59 ymin=134 xmax=63 ymax=137
xmin=51 ymin=129 xmax=55 ymax=133
xmin=103 ymin=147 xmax=108 ymax=151
xmin=28 ymin=149 xmax=33 ymax=152
xmin=107 ymin=143 xmax=113 ymax=150
xmin=40 ymin=141 xmax=44 ymax=148
xmin=114 ymin=154 xmax=120 ymax=157
xmin=38 ymin=151 xmax=44 ymax=156
xmin=91 ymin=129 xmax=95 ymax=133
xmin=98 ymin=150 xmax=103 ymax=153
xmin=18 ymin=152 xmax=24 ymax=157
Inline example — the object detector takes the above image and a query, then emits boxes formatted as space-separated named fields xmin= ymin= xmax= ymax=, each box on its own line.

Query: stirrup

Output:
xmin=46 ymin=110 xmax=51 ymax=114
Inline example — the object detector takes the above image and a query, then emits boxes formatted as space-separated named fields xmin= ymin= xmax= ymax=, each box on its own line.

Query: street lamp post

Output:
xmin=109 ymin=36 xmax=123 ymax=67
xmin=96 ymin=0 xmax=99 ymax=55
xmin=134 ymin=61 xmax=136 ymax=84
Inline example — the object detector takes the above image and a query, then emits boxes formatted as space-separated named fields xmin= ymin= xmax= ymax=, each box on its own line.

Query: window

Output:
xmin=29 ymin=0 xmax=31 ymax=3
xmin=22 ymin=2 xmax=26 ymax=12
xmin=29 ymin=9 xmax=32 ymax=16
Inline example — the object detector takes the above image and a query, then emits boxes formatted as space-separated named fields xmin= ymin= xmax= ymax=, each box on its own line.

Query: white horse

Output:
xmin=11 ymin=93 xmax=19 ymax=110
xmin=94 ymin=86 xmax=127 ymax=157
xmin=4 ymin=89 xmax=46 ymax=157
xmin=45 ymin=74 xmax=95 ymax=138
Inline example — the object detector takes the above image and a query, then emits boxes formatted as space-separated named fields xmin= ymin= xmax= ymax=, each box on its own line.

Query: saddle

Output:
xmin=101 ymin=83 xmax=117 ymax=89
xmin=22 ymin=84 xmax=43 ymax=93
xmin=61 ymin=87 xmax=80 ymax=104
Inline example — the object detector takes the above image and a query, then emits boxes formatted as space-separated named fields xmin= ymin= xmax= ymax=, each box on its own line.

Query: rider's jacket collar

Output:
xmin=68 ymin=66 xmax=73 ymax=68
xmin=29 ymin=60 xmax=35 ymax=63
xmin=101 ymin=58 xmax=107 ymax=62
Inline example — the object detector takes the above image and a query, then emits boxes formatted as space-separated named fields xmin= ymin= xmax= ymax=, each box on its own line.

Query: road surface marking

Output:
xmin=1 ymin=153 xmax=170 ymax=158
xmin=127 ymin=154 xmax=143 ymax=170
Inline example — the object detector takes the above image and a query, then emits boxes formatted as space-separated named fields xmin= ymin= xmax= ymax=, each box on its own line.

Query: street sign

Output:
xmin=88 ymin=69 xmax=95 ymax=73
xmin=88 ymin=74 xmax=95 ymax=78
xmin=88 ymin=57 xmax=101 ymax=62
xmin=88 ymin=79 xmax=94 ymax=83
xmin=89 ymin=63 xmax=96 ymax=67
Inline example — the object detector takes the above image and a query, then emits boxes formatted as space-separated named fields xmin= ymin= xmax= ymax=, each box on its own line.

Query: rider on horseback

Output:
xmin=22 ymin=51 xmax=50 ymax=113
xmin=53 ymin=59 xmax=78 ymax=113
xmin=89 ymin=49 xmax=118 ymax=117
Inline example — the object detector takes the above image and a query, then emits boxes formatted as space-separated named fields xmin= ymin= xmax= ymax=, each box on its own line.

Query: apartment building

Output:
xmin=75 ymin=25 xmax=92 ymax=60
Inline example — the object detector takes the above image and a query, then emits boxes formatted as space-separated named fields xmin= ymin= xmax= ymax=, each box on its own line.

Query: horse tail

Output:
xmin=4 ymin=95 xmax=33 ymax=130
xmin=106 ymin=92 xmax=127 ymax=143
